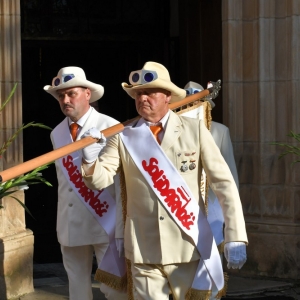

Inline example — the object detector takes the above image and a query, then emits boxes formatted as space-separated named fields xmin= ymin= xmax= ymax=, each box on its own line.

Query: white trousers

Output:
xmin=61 ymin=244 xmax=127 ymax=300
xmin=131 ymin=261 xmax=199 ymax=300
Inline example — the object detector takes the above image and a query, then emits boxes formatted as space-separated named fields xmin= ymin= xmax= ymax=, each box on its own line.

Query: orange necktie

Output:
xmin=70 ymin=123 xmax=79 ymax=141
xmin=150 ymin=124 xmax=163 ymax=144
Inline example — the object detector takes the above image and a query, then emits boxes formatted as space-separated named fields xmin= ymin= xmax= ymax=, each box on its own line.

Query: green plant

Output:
xmin=0 ymin=83 xmax=53 ymax=216
xmin=271 ymin=131 xmax=300 ymax=165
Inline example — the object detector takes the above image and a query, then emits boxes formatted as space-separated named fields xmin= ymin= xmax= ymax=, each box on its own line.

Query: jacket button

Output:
xmin=159 ymin=216 xmax=164 ymax=220
xmin=68 ymin=188 xmax=72 ymax=192
xmin=69 ymin=203 xmax=73 ymax=207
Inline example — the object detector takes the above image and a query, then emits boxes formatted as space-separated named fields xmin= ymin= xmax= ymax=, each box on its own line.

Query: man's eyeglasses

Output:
xmin=129 ymin=70 xmax=158 ymax=86
xmin=185 ymin=88 xmax=203 ymax=95
xmin=52 ymin=74 xmax=75 ymax=87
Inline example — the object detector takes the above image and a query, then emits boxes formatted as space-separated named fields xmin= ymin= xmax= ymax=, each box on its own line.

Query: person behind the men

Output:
xmin=43 ymin=66 xmax=127 ymax=300
xmin=182 ymin=81 xmax=239 ymax=249
xmin=181 ymin=81 xmax=240 ymax=299
xmin=80 ymin=61 xmax=248 ymax=300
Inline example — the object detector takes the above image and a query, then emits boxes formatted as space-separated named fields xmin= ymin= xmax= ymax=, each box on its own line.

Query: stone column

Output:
xmin=0 ymin=0 xmax=34 ymax=298
xmin=222 ymin=0 xmax=300 ymax=279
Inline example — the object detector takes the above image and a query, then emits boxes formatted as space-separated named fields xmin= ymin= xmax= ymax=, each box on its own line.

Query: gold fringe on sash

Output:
xmin=204 ymin=176 xmax=209 ymax=215
xmin=205 ymin=101 xmax=212 ymax=131
xmin=203 ymin=101 xmax=212 ymax=214
xmin=126 ymin=258 xmax=134 ymax=300
xmin=185 ymin=288 xmax=212 ymax=300
xmin=185 ymin=271 xmax=228 ymax=300
xmin=217 ymin=241 xmax=225 ymax=254
xmin=119 ymin=169 xmax=134 ymax=300
xmin=119 ymin=168 xmax=127 ymax=228
xmin=94 ymin=269 xmax=127 ymax=291
xmin=215 ymin=272 xmax=229 ymax=299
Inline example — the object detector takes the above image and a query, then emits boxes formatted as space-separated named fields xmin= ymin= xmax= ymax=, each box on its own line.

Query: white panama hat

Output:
xmin=122 ymin=61 xmax=186 ymax=103
xmin=184 ymin=81 xmax=215 ymax=108
xmin=43 ymin=66 xmax=104 ymax=103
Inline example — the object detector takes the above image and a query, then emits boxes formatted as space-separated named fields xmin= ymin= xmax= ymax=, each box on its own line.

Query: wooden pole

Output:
xmin=0 ymin=88 xmax=212 ymax=182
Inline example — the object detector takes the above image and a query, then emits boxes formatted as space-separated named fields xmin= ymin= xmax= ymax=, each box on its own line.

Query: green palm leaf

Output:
xmin=0 ymin=83 xmax=53 ymax=214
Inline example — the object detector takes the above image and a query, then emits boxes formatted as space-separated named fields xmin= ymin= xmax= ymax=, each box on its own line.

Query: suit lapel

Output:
xmin=76 ymin=108 xmax=97 ymax=141
xmin=161 ymin=111 xmax=182 ymax=151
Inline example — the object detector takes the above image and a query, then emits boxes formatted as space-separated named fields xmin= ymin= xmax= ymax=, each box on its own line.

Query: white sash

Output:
xmin=119 ymin=122 xmax=224 ymax=291
xmin=52 ymin=120 xmax=126 ymax=279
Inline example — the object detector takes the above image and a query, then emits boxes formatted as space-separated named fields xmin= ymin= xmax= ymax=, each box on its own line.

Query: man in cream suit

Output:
xmin=182 ymin=81 xmax=239 ymax=251
xmin=44 ymin=67 xmax=127 ymax=300
xmin=81 ymin=62 xmax=248 ymax=300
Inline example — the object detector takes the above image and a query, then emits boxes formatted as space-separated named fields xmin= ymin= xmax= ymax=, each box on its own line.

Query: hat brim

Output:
xmin=121 ymin=78 xmax=186 ymax=103
xmin=44 ymin=78 xmax=104 ymax=103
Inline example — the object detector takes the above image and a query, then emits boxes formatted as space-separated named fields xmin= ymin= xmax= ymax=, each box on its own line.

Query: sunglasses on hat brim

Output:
xmin=185 ymin=88 xmax=203 ymax=95
xmin=52 ymin=73 xmax=75 ymax=87
xmin=129 ymin=70 xmax=158 ymax=86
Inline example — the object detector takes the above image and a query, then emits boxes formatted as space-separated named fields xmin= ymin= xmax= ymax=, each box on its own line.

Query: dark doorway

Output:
xmin=178 ymin=0 xmax=223 ymax=123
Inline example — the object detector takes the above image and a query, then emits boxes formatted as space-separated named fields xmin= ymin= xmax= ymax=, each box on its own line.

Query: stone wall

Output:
xmin=222 ymin=0 xmax=300 ymax=279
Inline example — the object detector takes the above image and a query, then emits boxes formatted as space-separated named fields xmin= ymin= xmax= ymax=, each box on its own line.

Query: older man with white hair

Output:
xmin=80 ymin=62 xmax=247 ymax=300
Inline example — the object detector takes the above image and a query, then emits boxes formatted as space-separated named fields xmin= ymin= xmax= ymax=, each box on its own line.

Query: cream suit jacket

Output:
xmin=51 ymin=108 xmax=123 ymax=247
xmin=208 ymin=121 xmax=239 ymax=201
xmin=210 ymin=121 xmax=238 ymax=187
xmin=83 ymin=111 xmax=248 ymax=264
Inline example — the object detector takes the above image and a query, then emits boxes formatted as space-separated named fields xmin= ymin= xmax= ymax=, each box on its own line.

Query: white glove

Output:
xmin=81 ymin=128 xmax=106 ymax=163
xmin=115 ymin=238 xmax=125 ymax=258
xmin=224 ymin=242 xmax=247 ymax=269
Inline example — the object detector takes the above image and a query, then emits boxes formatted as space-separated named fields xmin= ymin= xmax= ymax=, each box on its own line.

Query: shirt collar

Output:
xmin=68 ymin=106 xmax=93 ymax=127
xmin=138 ymin=110 xmax=170 ymax=129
